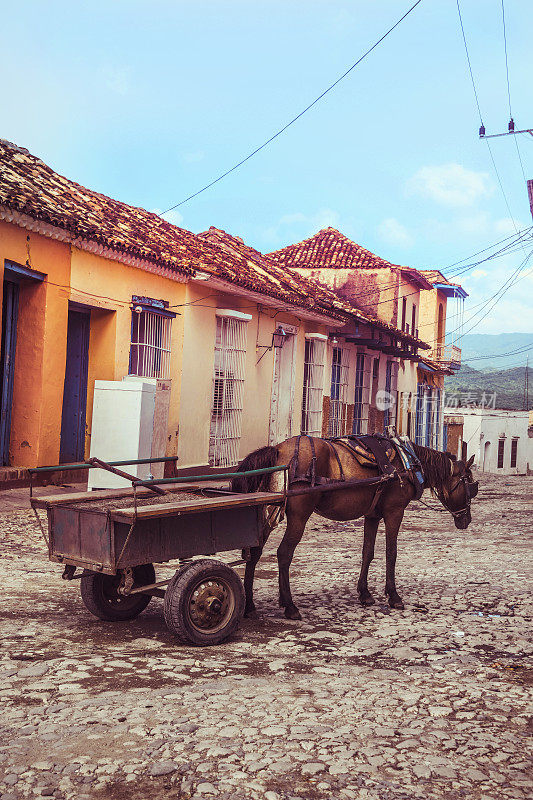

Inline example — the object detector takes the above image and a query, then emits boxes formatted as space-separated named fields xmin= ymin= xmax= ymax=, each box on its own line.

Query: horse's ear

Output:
xmin=466 ymin=455 xmax=475 ymax=469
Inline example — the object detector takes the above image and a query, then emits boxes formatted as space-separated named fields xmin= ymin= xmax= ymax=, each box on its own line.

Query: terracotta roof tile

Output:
xmin=0 ymin=140 xmax=347 ymax=317
xmin=269 ymin=227 xmax=433 ymax=289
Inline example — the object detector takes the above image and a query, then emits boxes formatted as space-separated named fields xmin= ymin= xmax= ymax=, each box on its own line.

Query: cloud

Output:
xmin=494 ymin=217 xmax=529 ymax=235
xmin=261 ymin=208 xmax=341 ymax=247
xmin=150 ymin=207 xmax=184 ymax=226
xmin=406 ymin=163 xmax=493 ymax=208
xmin=377 ymin=217 xmax=413 ymax=248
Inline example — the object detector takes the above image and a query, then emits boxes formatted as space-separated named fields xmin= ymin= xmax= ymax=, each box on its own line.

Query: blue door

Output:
xmin=59 ymin=309 xmax=90 ymax=463
xmin=0 ymin=280 xmax=20 ymax=465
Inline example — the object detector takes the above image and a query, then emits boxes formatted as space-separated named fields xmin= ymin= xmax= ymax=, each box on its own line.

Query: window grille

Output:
xmin=301 ymin=338 xmax=326 ymax=436
xmin=209 ymin=316 xmax=247 ymax=468
xmin=129 ymin=310 xmax=172 ymax=379
xmin=510 ymin=438 xmax=518 ymax=468
xmin=383 ymin=360 xmax=393 ymax=429
xmin=352 ymin=352 xmax=365 ymax=434
xmin=415 ymin=384 xmax=425 ymax=445
xmin=497 ymin=438 xmax=505 ymax=469
xmin=424 ymin=388 xmax=433 ymax=446
xmin=329 ymin=346 xmax=349 ymax=437
xmin=435 ymin=388 xmax=442 ymax=449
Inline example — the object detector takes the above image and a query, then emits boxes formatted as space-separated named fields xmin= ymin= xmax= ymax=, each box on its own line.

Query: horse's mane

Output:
xmin=412 ymin=443 xmax=453 ymax=493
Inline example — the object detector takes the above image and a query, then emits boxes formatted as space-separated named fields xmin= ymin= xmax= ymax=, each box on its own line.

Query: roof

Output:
xmin=269 ymin=227 xmax=433 ymax=289
xmin=0 ymin=140 xmax=350 ymax=318
xmin=198 ymin=226 xmax=366 ymax=323
xmin=419 ymin=269 xmax=468 ymax=298
xmin=199 ymin=228 xmax=428 ymax=345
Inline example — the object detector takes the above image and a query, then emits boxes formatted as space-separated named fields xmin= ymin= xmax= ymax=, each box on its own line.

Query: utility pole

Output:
xmin=525 ymin=355 xmax=529 ymax=412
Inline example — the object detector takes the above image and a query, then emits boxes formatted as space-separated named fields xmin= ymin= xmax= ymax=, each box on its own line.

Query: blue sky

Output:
xmin=2 ymin=0 xmax=532 ymax=342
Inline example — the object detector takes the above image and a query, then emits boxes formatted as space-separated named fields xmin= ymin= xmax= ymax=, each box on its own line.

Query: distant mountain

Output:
xmin=444 ymin=363 xmax=532 ymax=410
xmin=459 ymin=333 xmax=533 ymax=372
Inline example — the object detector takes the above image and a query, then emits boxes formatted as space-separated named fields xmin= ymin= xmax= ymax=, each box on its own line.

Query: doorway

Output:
xmin=59 ymin=308 xmax=90 ymax=463
xmin=269 ymin=329 xmax=296 ymax=445
xmin=0 ymin=280 xmax=20 ymax=465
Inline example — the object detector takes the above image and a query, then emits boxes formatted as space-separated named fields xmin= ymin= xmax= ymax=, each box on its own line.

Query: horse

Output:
xmin=232 ymin=435 xmax=478 ymax=621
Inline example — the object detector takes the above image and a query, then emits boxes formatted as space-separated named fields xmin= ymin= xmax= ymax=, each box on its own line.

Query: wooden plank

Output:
xmin=31 ymin=486 xmax=161 ymax=509
xmin=112 ymin=491 xmax=285 ymax=521
xmin=30 ymin=482 xmax=227 ymax=509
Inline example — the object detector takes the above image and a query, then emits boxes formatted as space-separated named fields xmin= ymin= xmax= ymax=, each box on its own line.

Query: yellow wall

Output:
xmin=0 ymin=221 xmax=187 ymax=467
xmin=0 ymin=222 xmax=71 ymax=466
xmin=419 ymin=287 xmax=448 ymax=350
xmin=70 ymin=248 xmax=186 ymax=459
xmin=177 ymin=281 xmax=331 ymax=468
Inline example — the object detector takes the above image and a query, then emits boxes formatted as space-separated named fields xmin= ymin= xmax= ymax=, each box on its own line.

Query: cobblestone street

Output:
xmin=0 ymin=473 xmax=531 ymax=800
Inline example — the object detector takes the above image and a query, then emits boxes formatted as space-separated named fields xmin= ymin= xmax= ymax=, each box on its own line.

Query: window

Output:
xmin=497 ymin=438 xmax=505 ymax=469
xmin=401 ymin=297 xmax=407 ymax=331
xmin=411 ymin=305 xmax=417 ymax=338
xmin=435 ymin=388 xmax=442 ymax=449
xmin=425 ymin=388 xmax=434 ymax=446
xmin=372 ymin=357 xmax=379 ymax=380
xmin=129 ymin=301 xmax=174 ymax=379
xmin=383 ymin=360 xmax=393 ymax=429
xmin=415 ymin=384 xmax=425 ymax=445
xmin=510 ymin=438 xmax=518 ymax=468
xmin=301 ymin=337 xmax=326 ymax=436
xmin=352 ymin=352 xmax=365 ymax=434
xmin=209 ymin=314 xmax=249 ymax=467
xmin=329 ymin=346 xmax=349 ymax=437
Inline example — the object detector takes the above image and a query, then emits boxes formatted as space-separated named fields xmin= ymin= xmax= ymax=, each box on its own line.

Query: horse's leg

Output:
xmin=243 ymin=545 xmax=263 ymax=619
xmin=383 ymin=507 xmax=405 ymax=609
xmin=277 ymin=502 xmax=314 ymax=620
xmin=357 ymin=515 xmax=380 ymax=605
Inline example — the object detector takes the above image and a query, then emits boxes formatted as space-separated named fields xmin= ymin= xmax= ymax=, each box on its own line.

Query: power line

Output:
xmin=160 ymin=0 xmax=425 ymax=213
xmin=500 ymin=0 xmax=513 ymax=119
xmin=456 ymin=0 xmax=484 ymax=125
xmin=465 ymin=341 xmax=533 ymax=361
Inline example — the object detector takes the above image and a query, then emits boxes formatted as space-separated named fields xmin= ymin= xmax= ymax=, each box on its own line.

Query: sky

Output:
xmin=1 ymin=0 xmax=532 ymax=348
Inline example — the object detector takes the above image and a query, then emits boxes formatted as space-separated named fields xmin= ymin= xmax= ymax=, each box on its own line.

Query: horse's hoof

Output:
xmin=359 ymin=594 xmax=375 ymax=606
xmin=244 ymin=608 xmax=260 ymax=620
xmin=389 ymin=599 xmax=405 ymax=610
xmin=284 ymin=606 xmax=302 ymax=620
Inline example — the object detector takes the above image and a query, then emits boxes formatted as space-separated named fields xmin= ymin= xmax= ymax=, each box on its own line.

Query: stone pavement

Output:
xmin=0 ymin=473 xmax=531 ymax=800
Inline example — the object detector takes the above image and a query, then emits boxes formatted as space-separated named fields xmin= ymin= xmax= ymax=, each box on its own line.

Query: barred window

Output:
xmin=353 ymin=352 xmax=365 ymax=435
xmin=209 ymin=314 xmax=248 ymax=468
xmin=497 ymin=438 xmax=505 ymax=469
xmin=301 ymin=337 xmax=326 ymax=436
xmin=329 ymin=346 xmax=349 ymax=437
xmin=510 ymin=438 xmax=518 ymax=468
xmin=129 ymin=308 xmax=172 ymax=379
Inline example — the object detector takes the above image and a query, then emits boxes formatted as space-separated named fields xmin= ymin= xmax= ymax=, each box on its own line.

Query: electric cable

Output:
xmin=160 ymin=0 xmax=425 ymax=213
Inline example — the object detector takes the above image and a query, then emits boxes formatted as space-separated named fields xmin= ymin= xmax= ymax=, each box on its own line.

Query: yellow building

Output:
xmin=1 ymin=140 xmax=447 ymax=479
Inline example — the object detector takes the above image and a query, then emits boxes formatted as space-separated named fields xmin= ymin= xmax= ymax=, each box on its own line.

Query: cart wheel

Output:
xmin=80 ymin=563 xmax=156 ymax=622
xmin=164 ymin=559 xmax=245 ymax=646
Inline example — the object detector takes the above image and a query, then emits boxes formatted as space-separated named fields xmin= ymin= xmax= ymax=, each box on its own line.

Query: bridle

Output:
xmin=439 ymin=472 xmax=478 ymax=519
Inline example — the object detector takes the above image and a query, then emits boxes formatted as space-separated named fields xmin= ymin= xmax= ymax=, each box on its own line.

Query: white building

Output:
xmin=459 ymin=408 xmax=530 ymax=475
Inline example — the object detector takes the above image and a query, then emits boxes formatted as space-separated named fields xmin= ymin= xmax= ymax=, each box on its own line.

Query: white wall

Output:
xmin=461 ymin=409 xmax=529 ymax=475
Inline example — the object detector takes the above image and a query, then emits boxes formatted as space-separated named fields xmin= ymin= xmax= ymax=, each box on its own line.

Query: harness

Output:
xmin=287 ymin=432 xmax=423 ymax=517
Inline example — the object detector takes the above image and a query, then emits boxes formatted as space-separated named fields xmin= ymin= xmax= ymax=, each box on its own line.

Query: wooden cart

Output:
xmin=30 ymin=461 xmax=286 ymax=646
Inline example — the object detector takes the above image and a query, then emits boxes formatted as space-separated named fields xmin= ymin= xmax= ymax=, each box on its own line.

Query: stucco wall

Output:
xmin=462 ymin=410 xmax=529 ymax=474
xmin=0 ymin=221 xmax=187 ymax=467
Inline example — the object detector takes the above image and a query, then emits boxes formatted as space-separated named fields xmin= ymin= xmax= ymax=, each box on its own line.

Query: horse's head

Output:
xmin=441 ymin=455 xmax=479 ymax=529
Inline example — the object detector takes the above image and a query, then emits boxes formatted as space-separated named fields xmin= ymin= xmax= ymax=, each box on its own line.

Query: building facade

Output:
xmin=458 ymin=408 xmax=530 ymax=474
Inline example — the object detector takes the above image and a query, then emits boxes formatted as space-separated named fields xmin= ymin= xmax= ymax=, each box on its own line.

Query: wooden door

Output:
xmin=59 ymin=309 xmax=90 ymax=463
xmin=0 ymin=280 xmax=20 ymax=465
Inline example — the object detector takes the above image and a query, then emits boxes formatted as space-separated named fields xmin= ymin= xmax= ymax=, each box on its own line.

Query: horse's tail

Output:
xmin=231 ymin=446 xmax=279 ymax=493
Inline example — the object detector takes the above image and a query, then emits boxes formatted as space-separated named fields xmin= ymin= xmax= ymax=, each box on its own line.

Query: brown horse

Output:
xmin=232 ymin=436 xmax=478 ymax=620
